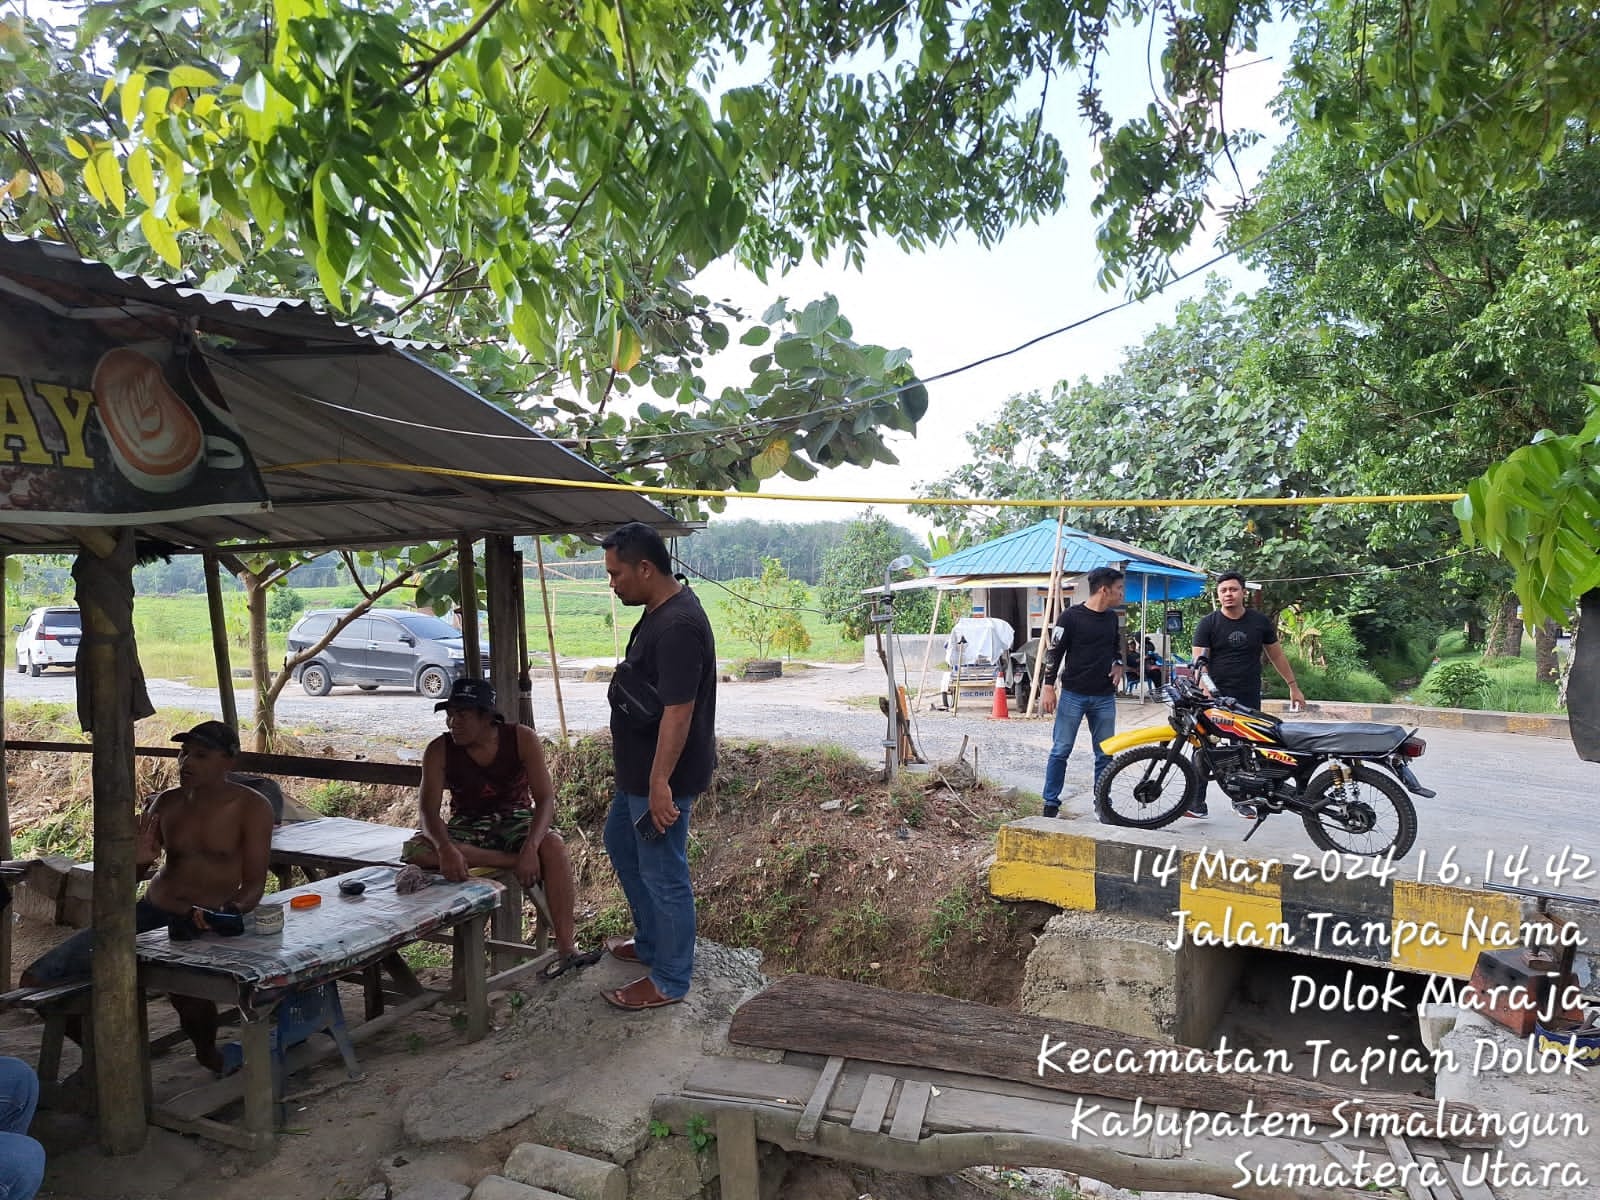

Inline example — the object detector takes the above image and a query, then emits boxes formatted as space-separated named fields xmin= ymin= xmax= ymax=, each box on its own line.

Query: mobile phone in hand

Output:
xmin=635 ymin=809 xmax=664 ymax=842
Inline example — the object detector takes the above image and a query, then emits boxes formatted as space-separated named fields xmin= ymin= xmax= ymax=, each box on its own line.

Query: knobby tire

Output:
xmin=1301 ymin=763 xmax=1418 ymax=860
xmin=1096 ymin=744 xmax=1199 ymax=828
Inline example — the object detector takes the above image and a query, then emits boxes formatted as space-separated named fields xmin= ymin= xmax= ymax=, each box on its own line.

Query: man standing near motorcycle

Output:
xmin=1189 ymin=570 xmax=1305 ymax=817
xmin=1038 ymin=566 xmax=1126 ymax=819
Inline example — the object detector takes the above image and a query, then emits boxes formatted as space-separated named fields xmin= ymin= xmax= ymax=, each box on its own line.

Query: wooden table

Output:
xmin=137 ymin=865 xmax=500 ymax=1154
xmin=269 ymin=815 xmax=413 ymax=877
xmin=272 ymin=816 xmax=556 ymax=985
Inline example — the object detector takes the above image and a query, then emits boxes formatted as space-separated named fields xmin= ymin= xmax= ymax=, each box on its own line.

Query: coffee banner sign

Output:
xmin=1 ymin=309 xmax=269 ymax=525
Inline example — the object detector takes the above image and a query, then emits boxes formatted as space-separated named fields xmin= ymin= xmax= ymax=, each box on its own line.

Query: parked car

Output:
xmin=284 ymin=609 xmax=489 ymax=699
xmin=13 ymin=606 xmax=82 ymax=676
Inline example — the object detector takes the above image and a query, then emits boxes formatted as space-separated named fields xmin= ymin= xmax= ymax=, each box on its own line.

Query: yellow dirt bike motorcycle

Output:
xmin=1093 ymin=662 xmax=1433 ymax=859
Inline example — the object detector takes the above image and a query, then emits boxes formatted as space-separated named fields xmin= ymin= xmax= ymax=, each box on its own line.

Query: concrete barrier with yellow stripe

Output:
xmin=990 ymin=818 xmax=1523 ymax=978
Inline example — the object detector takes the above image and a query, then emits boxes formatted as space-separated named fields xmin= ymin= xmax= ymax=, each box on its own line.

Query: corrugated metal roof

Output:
xmin=0 ymin=238 xmax=689 ymax=552
xmin=0 ymin=234 xmax=438 ymax=349
xmin=930 ymin=520 xmax=1209 ymax=598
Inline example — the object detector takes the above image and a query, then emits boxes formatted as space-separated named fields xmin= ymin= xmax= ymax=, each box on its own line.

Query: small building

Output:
xmin=929 ymin=519 xmax=1208 ymax=650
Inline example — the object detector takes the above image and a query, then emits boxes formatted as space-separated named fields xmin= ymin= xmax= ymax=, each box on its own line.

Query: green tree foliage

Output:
xmin=917 ymin=280 xmax=1376 ymax=616
xmin=674 ymin=520 xmax=864 ymax=584
xmin=266 ymin=585 xmax=305 ymax=632
xmin=0 ymin=14 xmax=929 ymax=512
xmin=724 ymin=557 xmax=810 ymax=660
xmin=818 ymin=514 xmax=931 ymax=640
xmin=1455 ymin=389 xmax=1600 ymax=630
xmin=1232 ymin=7 xmax=1600 ymax=659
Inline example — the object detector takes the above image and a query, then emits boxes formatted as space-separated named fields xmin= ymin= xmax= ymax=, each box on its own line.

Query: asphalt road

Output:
xmin=6 ymin=663 xmax=1597 ymax=898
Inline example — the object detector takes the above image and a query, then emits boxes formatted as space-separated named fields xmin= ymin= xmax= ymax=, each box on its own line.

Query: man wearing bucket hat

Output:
xmin=22 ymin=719 xmax=274 ymax=1073
xmin=402 ymin=678 xmax=596 ymax=978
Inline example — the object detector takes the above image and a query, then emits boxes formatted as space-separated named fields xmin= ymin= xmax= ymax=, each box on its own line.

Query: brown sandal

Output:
xmin=604 ymin=936 xmax=645 ymax=964
xmin=602 ymin=975 xmax=683 ymax=1011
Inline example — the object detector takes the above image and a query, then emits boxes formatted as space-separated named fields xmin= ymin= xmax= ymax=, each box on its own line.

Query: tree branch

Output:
xmin=402 ymin=0 xmax=513 ymax=89
xmin=1 ymin=128 xmax=83 ymax=256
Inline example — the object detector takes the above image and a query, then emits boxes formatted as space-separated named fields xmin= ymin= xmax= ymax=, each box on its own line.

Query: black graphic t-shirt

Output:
xmin=1193 ymin=608 xmax=1278 ymax=703
xmin=1042 ymin=603 xmax=1122 ymax=696
xmin=611 ymin=587 xmax=718 ymax=796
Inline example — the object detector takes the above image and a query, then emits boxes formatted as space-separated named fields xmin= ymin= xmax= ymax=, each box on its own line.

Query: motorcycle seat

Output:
xmin=1275 ymin=721 xmax=1409 ymax=755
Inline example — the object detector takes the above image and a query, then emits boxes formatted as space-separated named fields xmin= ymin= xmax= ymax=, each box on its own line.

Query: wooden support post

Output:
xmin=1026 ymin=509 xmax=1069 ymax=716
xmin=534 ymin=539 xmax=568 ymax=740
xmin=514 ymin=551 xmax=535 ymax=728
xmin=490 ymin=877 xmax=523 ymax=975
xmin=716 ymin=1108 xmax=762 ymax=1200
xmin=203 ymin=554 xmax=238 ymax=732
xmin=912 ymin=587 xmax=944 ymax=711
xmin=76 ymin=527 xmax=147 ymax=1154
xmin=457 ymin=917 xmax=489 ymax=1041
xmin=457 ymin=537 xmax=481 ymax=679
xmin=240 ymin=1012 xmax=274 ymax=1154
xmin=483 ymin=535 xmax=520 ymax=725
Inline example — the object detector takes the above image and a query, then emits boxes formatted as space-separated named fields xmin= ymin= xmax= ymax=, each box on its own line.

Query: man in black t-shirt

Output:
xmin=1038 ymin=566 xmax=1126 ymax=819
xmin=1189 ymin=570 xmax=1305 ymax=817
xmin=598 ymin=522 xmax=717 ymax=1010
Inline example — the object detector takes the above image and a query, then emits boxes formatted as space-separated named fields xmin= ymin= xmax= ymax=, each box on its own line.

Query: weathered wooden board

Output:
xmin=851 ymin=1074 xmax=895 ymax=1134
xmin=730 ymin=976 xmax=1482 ymax=1131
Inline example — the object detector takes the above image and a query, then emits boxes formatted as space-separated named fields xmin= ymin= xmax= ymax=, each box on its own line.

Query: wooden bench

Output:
xmin=1 ymin=980 xmax=245 ymax=1112
xmin=0 ymin=981 xmax=94 ymax=1107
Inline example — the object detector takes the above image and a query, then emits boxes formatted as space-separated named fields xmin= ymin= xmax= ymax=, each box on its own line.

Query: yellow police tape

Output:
xmin=267 ymin=457 xmax=1466 ymax=511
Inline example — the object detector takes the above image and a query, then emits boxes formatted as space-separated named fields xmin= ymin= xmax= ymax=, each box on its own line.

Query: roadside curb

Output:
xmin=1261 ymin=699 xmax=1569 ymax=740
xmin=988 ymin=819 xmax=1526 ymax=979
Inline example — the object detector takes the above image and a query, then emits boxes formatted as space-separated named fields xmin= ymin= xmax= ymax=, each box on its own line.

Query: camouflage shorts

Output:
xmin=401 ymin=808 xmax=536 ymax=860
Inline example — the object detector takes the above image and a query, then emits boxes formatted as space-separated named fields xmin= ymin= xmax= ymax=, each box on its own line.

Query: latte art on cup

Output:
xmin=92 ymin=348 xmax=206 ymax=493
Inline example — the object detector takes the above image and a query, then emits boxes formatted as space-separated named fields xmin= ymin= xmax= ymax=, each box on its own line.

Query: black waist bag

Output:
xmin=608 ymin=660 xmax=663 ymax=726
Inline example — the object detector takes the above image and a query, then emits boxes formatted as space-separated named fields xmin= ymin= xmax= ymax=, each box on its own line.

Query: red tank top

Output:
xmin=442 ymin=724 xmax=529 ymax=818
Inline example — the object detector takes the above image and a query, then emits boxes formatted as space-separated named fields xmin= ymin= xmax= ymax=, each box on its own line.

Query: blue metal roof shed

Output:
xmin=930 ymin=520 xmax=1208 ymax=599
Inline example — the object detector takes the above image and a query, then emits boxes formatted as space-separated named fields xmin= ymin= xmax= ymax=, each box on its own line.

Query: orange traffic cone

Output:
xmin=991 ymin=668 xmax=1010 ymax=719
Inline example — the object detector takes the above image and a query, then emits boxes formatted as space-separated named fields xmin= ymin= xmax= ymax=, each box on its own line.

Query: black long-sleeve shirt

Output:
xmin=1042 ymin=604 xmax=1122 ymax=696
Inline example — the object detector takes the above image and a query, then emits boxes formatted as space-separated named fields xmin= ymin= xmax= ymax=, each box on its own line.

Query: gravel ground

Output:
xmin=5 ymin=662 xmax=1144 ymax=804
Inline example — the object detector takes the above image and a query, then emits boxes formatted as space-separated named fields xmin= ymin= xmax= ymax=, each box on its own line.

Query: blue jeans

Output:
xmin=603 ymin=790 xmax=697 ymax=999
xmin=0 ymin=1057 xmax=43 ymax=1200
xmin=1041 ymin=691 xmax=1117 ymax=812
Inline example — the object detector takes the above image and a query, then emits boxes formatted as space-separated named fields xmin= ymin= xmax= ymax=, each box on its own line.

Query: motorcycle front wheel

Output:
xmin=1301 ymin=764 xmax=1418 ymax=860
xmin=1096 ymin=745 xmax=1199 ymax=828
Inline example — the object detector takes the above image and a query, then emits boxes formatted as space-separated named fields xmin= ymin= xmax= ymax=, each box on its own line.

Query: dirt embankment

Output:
xmin=5 ymin=704 xmax=1051 ymax=1007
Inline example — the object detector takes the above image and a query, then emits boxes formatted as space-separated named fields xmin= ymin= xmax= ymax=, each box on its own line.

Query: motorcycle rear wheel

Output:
xmin=1301 ymin=764 xmax=1417 ymax=860
xmin=1096 ymin=745 xmax=1199 ymax=828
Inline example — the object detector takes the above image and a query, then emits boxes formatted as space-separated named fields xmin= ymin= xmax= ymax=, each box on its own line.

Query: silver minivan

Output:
xmin=14 ymin=606 xmax=82 ymax=676
xmin=285 ymin=609 xmax=489 ymax=699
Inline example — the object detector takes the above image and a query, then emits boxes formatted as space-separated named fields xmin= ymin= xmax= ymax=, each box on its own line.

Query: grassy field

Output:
xmin=9 ymin=576 xmax=864 ymax=684
xmin=1419 ymin=629 xmax=1565 ymax=713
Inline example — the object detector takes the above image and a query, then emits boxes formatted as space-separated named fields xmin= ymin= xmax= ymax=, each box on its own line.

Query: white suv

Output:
xmin=14 ymin=606 xmax=82 ymax=676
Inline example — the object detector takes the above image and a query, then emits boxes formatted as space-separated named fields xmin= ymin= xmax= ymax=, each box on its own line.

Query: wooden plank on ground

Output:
xmin=796 ymin=1056 xmax=845 ymax=1142
xmin=851 ymin=1074 xmax=895 ymax=1134
xmin=1382 ymin=1134 xmax=1432 ymax=1200
xmin=1322 ymin=1141 xmax=1361 ymax=1172
xmin=888 ymin=1080 xmax=932 ymax=1142
xmin=1147 ymin=1106 xmax=1182 ymax=1159
xmin=1417 ymin=1157 xmax=1456 ymax=1200
xmin=1441 ymin=1158 xmax=1496 ymax=1200
xmin=716 ymin=1108 xmax=761 ymax=1200
xmin=730 ymin=976 xmax=1484 ymax=1132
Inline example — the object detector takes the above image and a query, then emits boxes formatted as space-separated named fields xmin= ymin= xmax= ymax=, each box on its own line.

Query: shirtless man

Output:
xmin=22 ymin=720 xmax=274 ymax=1072
xmin=401 ymin=678 xmax=594 ymax=977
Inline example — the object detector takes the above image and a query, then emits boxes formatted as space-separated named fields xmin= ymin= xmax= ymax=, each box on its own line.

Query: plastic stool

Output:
xmin=220 ymin=981 xmax=362 ymax=1114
